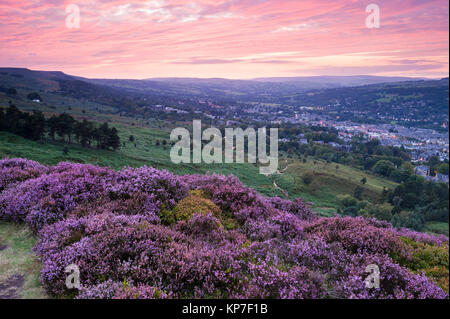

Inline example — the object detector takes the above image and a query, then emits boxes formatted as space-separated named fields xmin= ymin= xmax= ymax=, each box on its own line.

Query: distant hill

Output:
xmin=0 ymin=68 xmax=448 ymax=131
xmin=289 ymin=78 xmax=449 ymax=131
xmin=251 ymin=75 xmax=428 ymax=87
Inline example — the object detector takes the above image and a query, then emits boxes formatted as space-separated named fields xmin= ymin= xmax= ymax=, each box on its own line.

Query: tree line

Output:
xmin=338 ymin=170 xmax=448 ymax=233
xmin=0 ymin=105 xmax=120 ymax=150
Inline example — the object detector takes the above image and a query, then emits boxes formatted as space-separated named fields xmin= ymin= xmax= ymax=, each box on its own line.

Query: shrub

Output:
xmin=171 ymin=194 xmax=222 ymax=223
xmin=0 ymin=158 xmax=48 ymax=192
xmin=302 ymin=172 xmax=314 ymax=185
xmin=0 ymin=159 xmax=447 ymax=299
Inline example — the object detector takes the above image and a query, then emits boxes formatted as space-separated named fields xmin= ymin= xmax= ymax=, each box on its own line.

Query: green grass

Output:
xmin=425 ymin=221 xmax=449 ymax=237
xmin=274 ymin=159 xmax=399 ymax=213
xmin=0 ymin=130 xmax=285 ymax=199
xmin=0 ymin=221 xmax=47 ymax=299
xmin=0 ymin=124 xmax=400 ymax=217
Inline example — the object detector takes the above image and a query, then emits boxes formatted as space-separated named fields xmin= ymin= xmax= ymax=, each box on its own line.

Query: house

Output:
xmin=414 ymin=165 xmax=430 ymax=177
xmin=435 ymin=173 xmax=449 ymax=184
xmin=299 ymin=138 xmax=308 ymax=145
xmin=328 ymin=142 xmax=340 ymax=148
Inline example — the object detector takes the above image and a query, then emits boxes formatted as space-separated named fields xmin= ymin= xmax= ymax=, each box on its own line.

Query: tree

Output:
xmin=6 ymin=88 xmax=17 ymax=95
xmin=428 ymin=156 xmax=441 ymax=176
xmin=0 ymin=108 xmax=5 ymax=131
xmin=107 ymin=127 xmax=121 ymax=150
xmin=28 ymin=111 xmax=46 ymax=140
xmin=391 ymin=211 xmax=425 ymax=231
xmin=56 ymin=113 xmax=75 ymax=142
xmin=390 ymin=169 xmax=411 ymax=183
xmin=47 ymin=115 xmax=58 ymax=140
xmin=360 ymin=204 xmax=392 ymax=221
xmin=400 ymin=162 xmax=414 ymax=175
xmin=27 ymin=92 xmax=42 ymax=101
xmin=372 ymin=160 xmax=395 ymax=177
xmin=354 ymin=185 xmax=364 ymax=200
xmin=340 ymin=195 xmax=358 ymax=208
xmin=74 ymin=119 xmax=94 ymax=147
xmin=5 ymin=105 xmax=22 ymax=134
xmin=437 ymin=163 xmax=449 ymax=175
xmin=302 ymin=172 xmax=314 ymax=185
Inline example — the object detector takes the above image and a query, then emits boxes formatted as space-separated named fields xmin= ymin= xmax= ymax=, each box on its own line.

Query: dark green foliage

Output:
xmin=6 ymin=88 xmax=17 ymax=95
xmin=0 ymin=106 xmax=120 ymax=151
xmin=26 ymin=92 xmax=42 ymax=101
xmin=353 ymin=185 xmax=364 ymax=200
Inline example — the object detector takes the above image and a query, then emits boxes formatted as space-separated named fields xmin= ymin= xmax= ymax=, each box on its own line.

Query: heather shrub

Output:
xmin=0 ymin=158 xmax=448 ymax=299
xmin=35 ymin=213 xmax=248 ymax=298
xmin=0 ymin=158 xmax=48 ymax=192
xmin=68 ymin=192 xmax=161 ymax=224
xmin=304 ymin=216 xmax=407 ymax=257
xmin=240 ymin=209 xmax=304 ymax=242
xmin=107 ymin=166 xmax=188 ymax=209
xmin=333 ymin=253 xmax=448 ymax=299
xmin=0 ymin=163 xmax=116 ymax=230
xmin=269 ymin=197 xmax=317 ymax=221
xmin=182 ymin=174 xmax=260 ymax=213
xmin=114 ymin=283 xmax=170 ymax=299
xmin=175 ymin=213 xmax=228 ymax=243
xmin=171 ymin=194 xmax=222 ymax=223
xmin=76 ymin=280 xmax=122 ymax=299
xmin=244 ymin=262 xmax=327 ymax=299
xmin=395 ymin=227 xmax=449 ymax=246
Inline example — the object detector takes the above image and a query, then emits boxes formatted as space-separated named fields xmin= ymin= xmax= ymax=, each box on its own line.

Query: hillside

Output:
xmin=0 ymin=158 xmax=448 ymax=299
xmin=0 ymin=67 xmax=449 ymax=299
xmin=289 ymin=78 xmax=449 ymax=131
xmin=2 ymin=68 xmax=443 ymax=120
xmin=0 ymin=130 xmax=401 ymax=216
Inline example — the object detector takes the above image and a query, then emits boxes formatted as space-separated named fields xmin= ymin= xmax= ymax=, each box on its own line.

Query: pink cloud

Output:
xmin=0 ymin=0 xmax=448 ymax=78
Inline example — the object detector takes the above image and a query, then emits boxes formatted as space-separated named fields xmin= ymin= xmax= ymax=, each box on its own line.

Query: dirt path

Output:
xmin=273 ymin=181 xmax=289 ymax=198
xmin=0 ymin=274 xmax=24 ymax=299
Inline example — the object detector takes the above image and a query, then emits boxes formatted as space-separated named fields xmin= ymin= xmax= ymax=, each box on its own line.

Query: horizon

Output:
xmin=0 ymin=66 xmax=445 ymax=81
xmin=0 ymin=0 xmax=448 ymax=79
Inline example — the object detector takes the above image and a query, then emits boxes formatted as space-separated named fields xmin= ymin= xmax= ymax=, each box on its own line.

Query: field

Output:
xmin=273 ymin=158 xmax=399 ymax=215
xmin=0 ymin=123 xmax=399 ymax=217
xmin=0 ymin=222 xmax=46 ymax=299
xmin=425 ymin=221 xmax=449 ymax=237
xmin=0 ymin=130 xmax=285 ymax=198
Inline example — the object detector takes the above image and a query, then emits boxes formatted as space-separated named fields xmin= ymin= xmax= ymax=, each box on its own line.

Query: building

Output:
xmin=435 ymin=173 xmax=449 ymax=184
xmin=299 ymin=138 xmax=308 ymax=145
xmin=414 ymin=165 xmax=430 ymax=177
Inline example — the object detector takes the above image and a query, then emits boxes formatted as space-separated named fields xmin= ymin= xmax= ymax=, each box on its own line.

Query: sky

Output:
xmin=0 ymin=0 xmax=448 ymax=79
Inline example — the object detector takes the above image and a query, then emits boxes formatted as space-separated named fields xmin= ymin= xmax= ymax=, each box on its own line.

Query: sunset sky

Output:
xmin=0 ymin=0 xmax=448 ymax=79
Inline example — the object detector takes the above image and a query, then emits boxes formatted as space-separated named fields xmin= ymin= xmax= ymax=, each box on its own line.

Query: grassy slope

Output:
xmin=274 ymin=159 xmax=399 ymax=214
xmin=425 ymin=221 xmax=449 ymax=237
xmin=0 ymin=221 xmax=46 ymax=298
xmin=0 ymin=126 xmax=399 ymax=214
xmin=0 ymin=131 xmax=284 ymax=199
